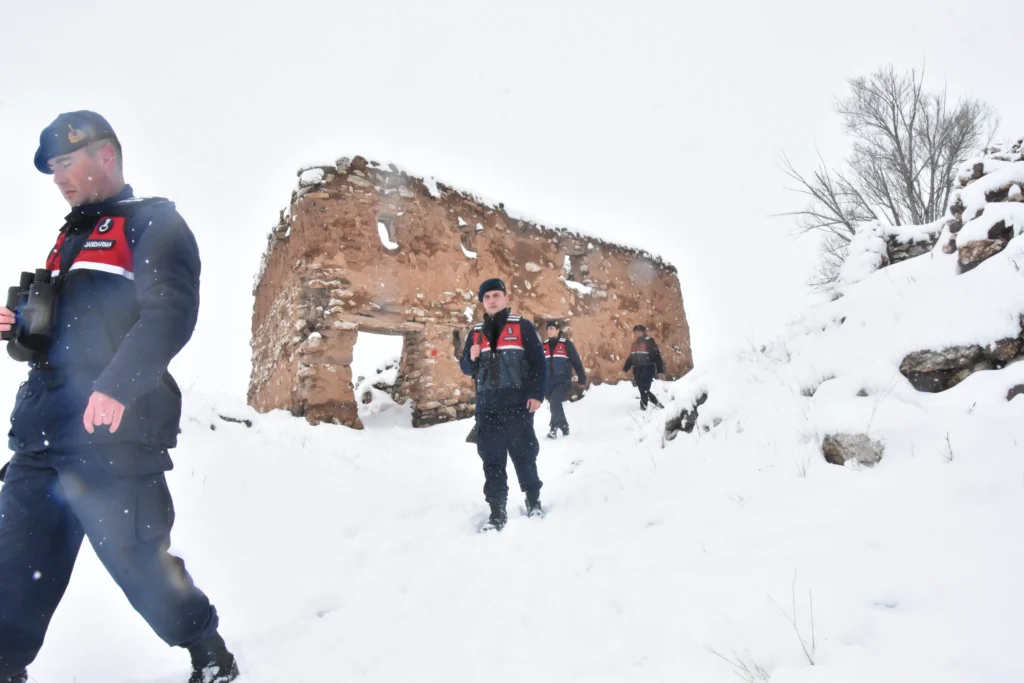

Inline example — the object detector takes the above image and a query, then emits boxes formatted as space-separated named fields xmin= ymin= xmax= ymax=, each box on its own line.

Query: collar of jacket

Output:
xmin=482 ymin=307 xmax=510 ymax=329
xmin=63 ymin=184 xmax=135 ymax=227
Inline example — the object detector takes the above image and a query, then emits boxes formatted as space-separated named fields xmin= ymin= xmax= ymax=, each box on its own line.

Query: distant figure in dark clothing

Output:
xmin=623 ymin=324 xmax=665 ymax=410
xmin=543 ymin=321 xmax=586 ymax=439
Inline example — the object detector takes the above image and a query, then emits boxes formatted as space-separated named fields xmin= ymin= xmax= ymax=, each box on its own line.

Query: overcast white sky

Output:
xmin=2 ymin=0 xmax=1022 ymax=398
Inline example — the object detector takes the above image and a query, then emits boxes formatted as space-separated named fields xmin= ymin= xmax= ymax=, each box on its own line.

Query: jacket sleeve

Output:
xmin=93 ymin=208 xmax=201 ymax=405
xmin=649 ymin=338 xmax=666 ymax=374
xmin=459 ymin=330 xmax=477 ymax=377
xmin=521 ymin=320 xmax=547 ymax=402
xmin=623 ymin=355 xmax=633 ymax=372
xmin=567 ymin=341 xmax=587 ymax=384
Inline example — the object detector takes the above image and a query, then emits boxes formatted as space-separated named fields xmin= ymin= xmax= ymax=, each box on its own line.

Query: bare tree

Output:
xmin=807 ymin=233 xmax=851 ymax=290
xmin=781 ymin=65 xmax=998 ymax=287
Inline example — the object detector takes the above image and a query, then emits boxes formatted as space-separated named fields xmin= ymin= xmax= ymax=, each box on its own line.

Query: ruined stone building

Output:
xmin=249 ymin=156 xmax=692 ymax=428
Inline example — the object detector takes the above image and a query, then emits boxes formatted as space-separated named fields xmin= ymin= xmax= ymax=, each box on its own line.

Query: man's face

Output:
xmin=48 ymin=143 xmax=113 ymax=207
xmin=482 ymin=290 xmax=508 ymax=316
xmin=634 ymin=330 xmax=645 ymax=340
xmin=547 ymin=326 xmax=558 ymax=339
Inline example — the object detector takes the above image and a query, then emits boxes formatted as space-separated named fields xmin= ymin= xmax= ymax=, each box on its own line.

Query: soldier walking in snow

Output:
xmin=0 ymin=112 xmax=238 ymax=683
xmin=543 ymin=320 xmax=586 ymax=439
xmin=623 ymin=324 xmax=666 ymax=410
xmin=459 ymin=278 xmax=548 ymax=531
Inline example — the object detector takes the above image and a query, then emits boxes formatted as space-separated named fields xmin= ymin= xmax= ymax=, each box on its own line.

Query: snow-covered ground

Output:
xmin=3 ymin=365 xmax=1021 ymax=682
xmin=3 ymin=155 xmax=1024 ymax=682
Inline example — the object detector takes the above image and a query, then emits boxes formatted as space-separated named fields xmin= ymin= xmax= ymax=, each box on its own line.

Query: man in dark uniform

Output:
xmin=623 ymin=324 xmax=665 ymax=410
xmin=0 ymin=112 xmax=238 ymax=683
xmin=542 ymin=320 xmax=586 ymax=439
xmin=459 ymin=278 xmax=547 ymax=531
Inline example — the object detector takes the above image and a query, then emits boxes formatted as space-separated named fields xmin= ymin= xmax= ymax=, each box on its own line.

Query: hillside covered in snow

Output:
xmin=2 ymin=144 xmax=1023 ymax=683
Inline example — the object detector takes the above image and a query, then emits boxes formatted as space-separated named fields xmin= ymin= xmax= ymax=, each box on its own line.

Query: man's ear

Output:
xmin=99 ymin=142 xmax=117 ymax=168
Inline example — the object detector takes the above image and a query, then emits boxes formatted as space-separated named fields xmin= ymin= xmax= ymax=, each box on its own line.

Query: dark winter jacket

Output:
xmin=459 ymin=309 xmax=547 ymax=414
xmin=543 ymin=337 xmax=586 ymax=389
xmin=623 ymin=335 xmax=665 ymax=377
xmin=7 ymin=185 xmax=200 ymax=453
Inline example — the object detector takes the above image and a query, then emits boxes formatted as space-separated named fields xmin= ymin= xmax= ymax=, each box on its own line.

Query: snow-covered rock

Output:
xmin=942 ymin=137 xmax=1024 ymax=271
xmin=298 ymin=167 xmax=326 ymax=187
xmin=822 ymin=433 xmax=884 ymax=467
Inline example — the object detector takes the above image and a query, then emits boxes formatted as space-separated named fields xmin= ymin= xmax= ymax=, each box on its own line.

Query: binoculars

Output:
xmin=2 ymin=269 xmax=57 ymax=362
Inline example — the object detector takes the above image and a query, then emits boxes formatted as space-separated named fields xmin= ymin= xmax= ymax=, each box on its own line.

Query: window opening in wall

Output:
xmin=457 ymin=217 xmax=477 ymax=259
xmin=377 ymin=216 xmax=399 ymax=250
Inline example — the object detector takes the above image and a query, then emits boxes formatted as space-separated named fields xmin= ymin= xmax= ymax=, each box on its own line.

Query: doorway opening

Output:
xmin=351 ymin=331 xmax=410 ymax=428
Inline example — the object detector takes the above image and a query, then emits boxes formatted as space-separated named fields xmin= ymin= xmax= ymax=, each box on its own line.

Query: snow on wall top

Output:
xmin=288 ymin=155 xmax=676 ymax=272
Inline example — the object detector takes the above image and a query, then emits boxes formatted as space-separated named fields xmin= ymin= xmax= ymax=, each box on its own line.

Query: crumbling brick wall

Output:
xmin=249 ymin=156 xmax=693 ymax=428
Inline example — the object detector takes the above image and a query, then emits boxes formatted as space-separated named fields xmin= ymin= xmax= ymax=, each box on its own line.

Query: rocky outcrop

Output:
xmin=250 ymin=156 xmax=693 ymax=428
xmin=665 ymin=392 xmax=707 ymax=440
xmin=837 ymin=221 xmax=944 ymax=288
xmin=957 ymin=239 xmax=1007 ymax=270
xmin=885 ymin=229 xmax=941 ymax=265
xmin=938 ymin=138 xmax=1024 ymax=272
xmin=822 ymin=433 xmax=884 ymax=467
xmin=899 ymin=317 xmax=1024 ymax=393
xmin=900 ymin=345 xmax=988 ymax=392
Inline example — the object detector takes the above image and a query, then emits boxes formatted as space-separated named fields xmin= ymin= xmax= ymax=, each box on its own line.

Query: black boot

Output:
xmin=547 ymin=427 xmax=558 ymax=439
xmin=561 ymin=425 xmax=570 ymax=437
xmin=4 ymin=672 xmax=27 ymax=683
xmin=188 ymin=633 xmax=239 ymax=683
xmin=525 ymin=491 xmax=544 ymax=518
xmin=481 ymin=499 xmax=507 ymax=532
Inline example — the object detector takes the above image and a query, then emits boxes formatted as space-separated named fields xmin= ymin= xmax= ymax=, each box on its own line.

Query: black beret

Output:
xmin=34 ymin=111 xmax=118 ymax=174
xmin=477 ymin=278 xmax=507 ymax=302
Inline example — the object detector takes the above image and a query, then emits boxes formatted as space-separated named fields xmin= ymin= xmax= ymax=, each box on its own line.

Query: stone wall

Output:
xmin=249 ymin=156 xmax=693 ymax=428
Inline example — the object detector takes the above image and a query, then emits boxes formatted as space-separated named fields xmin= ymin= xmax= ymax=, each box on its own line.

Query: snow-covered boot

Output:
xmin=547 ymin=427 xmax=558 ymax=439
xmin=481 ymin=499 xmax=507 ymax=532
xmin=4 ymin=671 xmax=27 ymax=683
xmin=525 ymin=491 xmax=544 ymax=518
xmin=187 ymin=633 xmax=239 ymax=683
